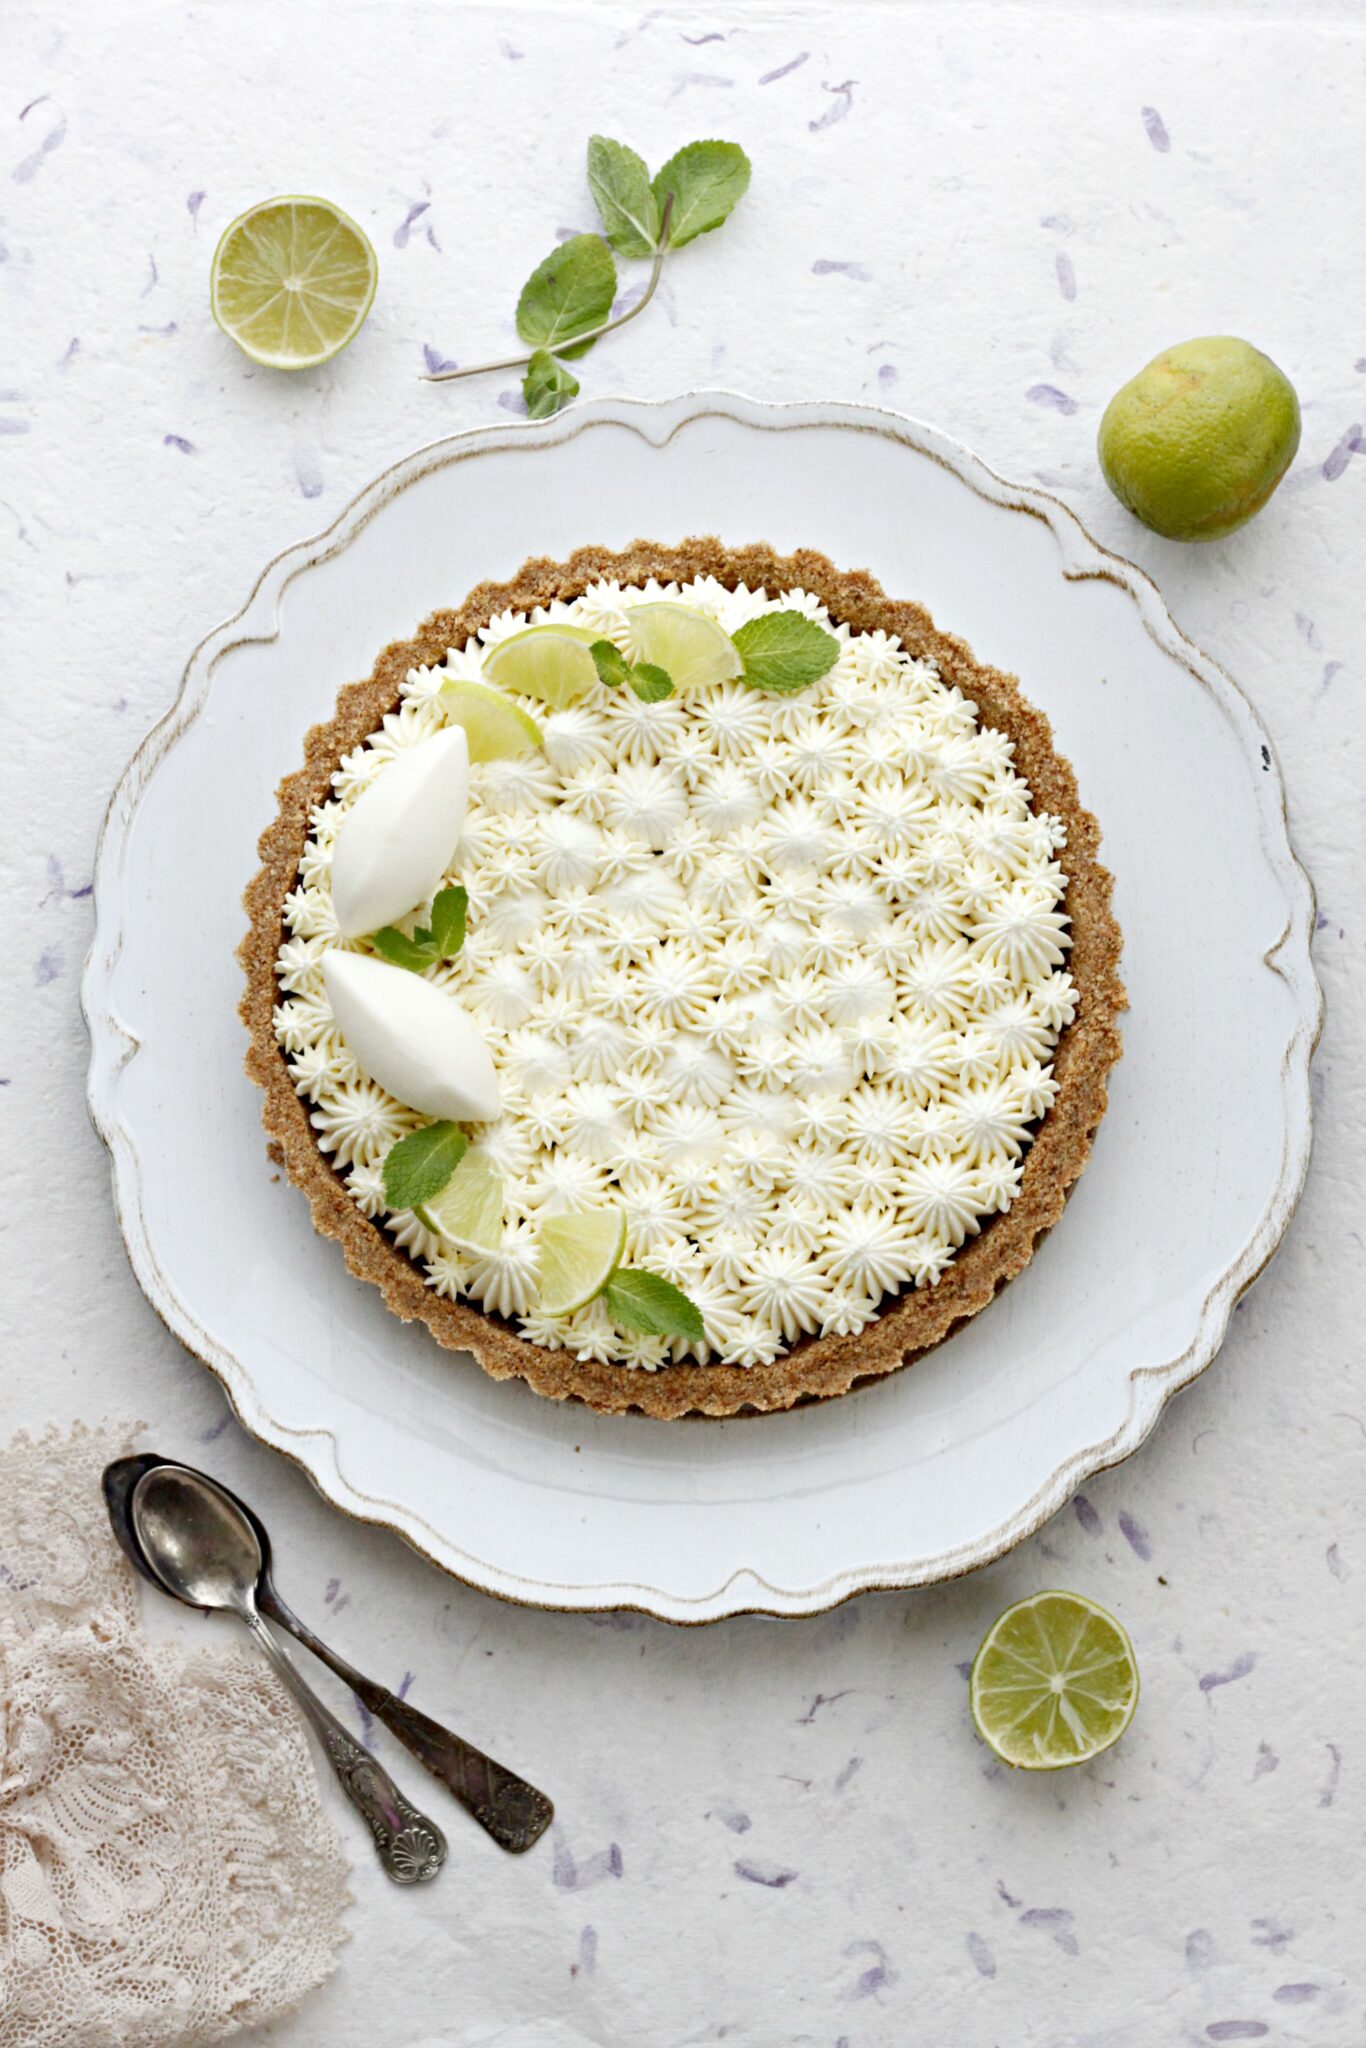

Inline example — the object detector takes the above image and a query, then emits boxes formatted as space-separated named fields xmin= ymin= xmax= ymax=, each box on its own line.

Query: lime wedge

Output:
xmin=414 ymin=1150 xmax=504 ymax=1254
xmin=536 ymin=1207 xmax=626 ymax=1316
xmin=970 ymin=1590 xmax=1139 ymax=1770
xmin=483 ymin=626 xmax=600 ymax=709
xmin=211 ymin=196 xmax=377 ymax=371
xmin=439 ymin=677 xmax=544 ymax=763
xmin=625 ymin=603 xmax=743 ymax=692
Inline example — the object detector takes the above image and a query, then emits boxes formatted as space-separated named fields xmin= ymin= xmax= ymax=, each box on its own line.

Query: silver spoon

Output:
xmin=105 ymin=1452 xmax=553 ymax=1853
xmin=131 ymin=1463 xmax=446 ymax=1885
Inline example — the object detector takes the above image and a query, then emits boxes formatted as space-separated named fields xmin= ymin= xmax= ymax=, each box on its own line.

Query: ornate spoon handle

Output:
xmin=366 ymin=1689 xmax=553 ymax=1853
xmin=244 ymin=1611 xmax=446 ymax=1884
xmin=261 ymin=1589 xmax=553 ymax=1853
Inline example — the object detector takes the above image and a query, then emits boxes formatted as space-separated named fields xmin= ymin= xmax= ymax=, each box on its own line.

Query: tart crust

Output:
xmin=241 ymin=540 xmax=1125 ymax=1419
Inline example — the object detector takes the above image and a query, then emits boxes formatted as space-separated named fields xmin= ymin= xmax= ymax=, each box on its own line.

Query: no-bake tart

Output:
xmin=241 ymin=540 xmax=1124 ymax=1418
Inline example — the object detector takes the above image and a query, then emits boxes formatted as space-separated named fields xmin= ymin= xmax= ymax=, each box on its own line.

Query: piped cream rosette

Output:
xmin=274 ymin=576 xmax=1074 ymax=1372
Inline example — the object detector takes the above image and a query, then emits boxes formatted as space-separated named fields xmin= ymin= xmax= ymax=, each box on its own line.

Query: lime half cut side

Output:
xmin=483 ymin=625 xmax=600 ymax=709
xmin=439 ymin=678 xmax=545 ymax=763
xmin=536 ymin=1208 xmax=626 ymax=1317
xmin=970 ymin=1590 xmax=1139 ymax=1770
xmin=211 ymin=196 xmax=377 ymax=370
xmin=625 ymin=603 xmax=743 ymax=692
xmin=414 ymin=1150 xmax=504 ymax=1254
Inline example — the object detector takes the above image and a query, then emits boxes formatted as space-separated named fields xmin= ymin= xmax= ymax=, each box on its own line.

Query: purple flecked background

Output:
xmin=2 ymin=1 xmax=1362 ymax=2042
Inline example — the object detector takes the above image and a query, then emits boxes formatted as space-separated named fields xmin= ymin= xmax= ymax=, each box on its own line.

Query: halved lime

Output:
xmin=414 ymin=1150 xmax=504 ymax=1254
xmin=970 ymin=1590 xmax=1139 ymax=1770
xmin=536 ymin=1207 xmax=626 ymax=1316
xmin=483 ymin=626 xmax=600 ymax=709
xmin=211 ymin=196 xmax=377 ymax=371
xmin=439 ymin=677 xmax=544 ymax=763
xmin=625 ymin=603 xmax=743 ymax=692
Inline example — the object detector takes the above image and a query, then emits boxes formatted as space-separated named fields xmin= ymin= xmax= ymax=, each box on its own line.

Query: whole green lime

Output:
xmin=1097 ymin=336 xmax=1300 ymax=541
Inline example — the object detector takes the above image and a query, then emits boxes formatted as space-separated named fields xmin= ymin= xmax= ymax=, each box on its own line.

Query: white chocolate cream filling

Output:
xmin=274 ymin=575 xmax=1076 ymax=1372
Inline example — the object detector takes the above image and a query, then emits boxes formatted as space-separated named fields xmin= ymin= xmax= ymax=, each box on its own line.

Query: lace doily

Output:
xmin=0 ymin=1424 xmax=351 ymax=2048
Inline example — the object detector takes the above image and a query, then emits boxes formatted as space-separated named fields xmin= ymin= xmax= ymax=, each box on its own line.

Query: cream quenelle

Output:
xmin=330 ymin=725 xmax=469 ymax=938
xmin=321 ymin=951 xmax=499 ymax=1123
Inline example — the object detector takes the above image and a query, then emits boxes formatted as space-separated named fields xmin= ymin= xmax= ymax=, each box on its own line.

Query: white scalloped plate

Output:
xmin=82 ymin=395 xmax=1320 ymax=1622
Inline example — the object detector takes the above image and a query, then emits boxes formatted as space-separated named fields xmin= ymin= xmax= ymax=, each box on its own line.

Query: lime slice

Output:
xmin=211 ymin=196 xmax=377 ymax=371
xmin=625 ymin=603 xmax=743 ymax=693
xmin=483 ymin=626 xmax=600 ymax=709
xmin=970 ymin=1590 xmax=1139 ymax=1770
xmin=439 ymin=677 xmax=544 ymax=763
xmin=414 ymin=1150 xmax=504 ymax=1254
xmin=536 ymin=1207 xmax=626 ymax=1317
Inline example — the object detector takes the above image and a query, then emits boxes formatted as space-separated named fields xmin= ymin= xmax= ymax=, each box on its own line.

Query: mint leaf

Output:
xmin=731 ymin=610 xmax=840 ymax=694
xmin=371 ymin=926 xmax=437 ymax=972
xmin=523 ymin=349 xmax=579 ymax=420
xmin=652 ymin=140 xmax=751 ymax=249
xmin=603 ymin=1268 xmax=705 ymax=1345
xmin=383 ymin=1122 xmax=469 ymax=1211
xmin=516 ymin=234 xmax=617 ymax=361
xmin=587 ymin=135 xmax=660 ymax=258
xmin=429 ymin=884 xmax=468 ymax=957
xmin=370 ymin=885 xmax=467 ymax=971
xmin=592 ymin=640 xmax=671 ymax=699
xmin=629 ymin=661 xmax=674 ymax=702
xmin=590 ymin=638 xmax=631 ymax=687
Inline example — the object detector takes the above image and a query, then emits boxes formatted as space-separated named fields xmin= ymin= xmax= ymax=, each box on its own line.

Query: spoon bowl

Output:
xmin=133 ymin=1465 xmax=264 ymax=1616
xmin=102 ymin=1451 xmax=171 ymax=1589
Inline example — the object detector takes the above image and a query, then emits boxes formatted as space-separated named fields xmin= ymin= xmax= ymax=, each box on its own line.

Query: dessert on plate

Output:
xmin=241 ymin=540 xmax=1124 ymax=1418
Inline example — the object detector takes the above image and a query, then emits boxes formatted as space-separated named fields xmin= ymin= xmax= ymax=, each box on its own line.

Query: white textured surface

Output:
xmin=2 ymin=2 xmax=1363 ymax=2042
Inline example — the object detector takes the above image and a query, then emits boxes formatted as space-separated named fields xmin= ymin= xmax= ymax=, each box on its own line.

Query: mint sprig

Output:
xmin=370 ymin=884 xmax=467 ymax=974
xmin=383 ymin=1121 xmax=468 ymax=1212
xmin=424 ymin=135 xmax=752 ymax=419
xmin=590 ymin=638 xmax=674 ymax=701
xmin=603 ymin=1268 xmax=706 ymax=1346
xmin=731 ymin=612 xmax=840 ymax=695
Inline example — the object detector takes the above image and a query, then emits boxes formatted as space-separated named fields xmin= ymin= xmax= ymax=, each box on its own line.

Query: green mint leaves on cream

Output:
xmin=371 ymin=884 xmax=467 ymax=973
xmin=383 ymin=1121 xmax=469 ymax=1212
xmin=589 ymin=639 xmax=631 ymax=687
xmin=629 ymin=661 xmax=674 ymax=703
xmin=603 ymin=1269 xmax=706 ymax=1346
xmin=427 ymin=884 xmax=468 ymax=956
xmin=425 ymin=135 xmax=750 ymax=420
xmin=590 ymin=638 xmax=675 ymax=701
xmin=732 ymin=611 xmax=841 ymax=694
xmin=594 ymin=610 xmax=837 ymax=703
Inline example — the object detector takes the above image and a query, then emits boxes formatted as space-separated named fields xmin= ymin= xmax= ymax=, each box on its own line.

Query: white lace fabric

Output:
xmin=0 ymin=1425 xmax=350 ymax=2047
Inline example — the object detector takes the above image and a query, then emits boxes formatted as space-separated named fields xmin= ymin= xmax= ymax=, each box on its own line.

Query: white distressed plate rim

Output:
xmin=81 ymin=391 xmax=1322 ymax=1622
